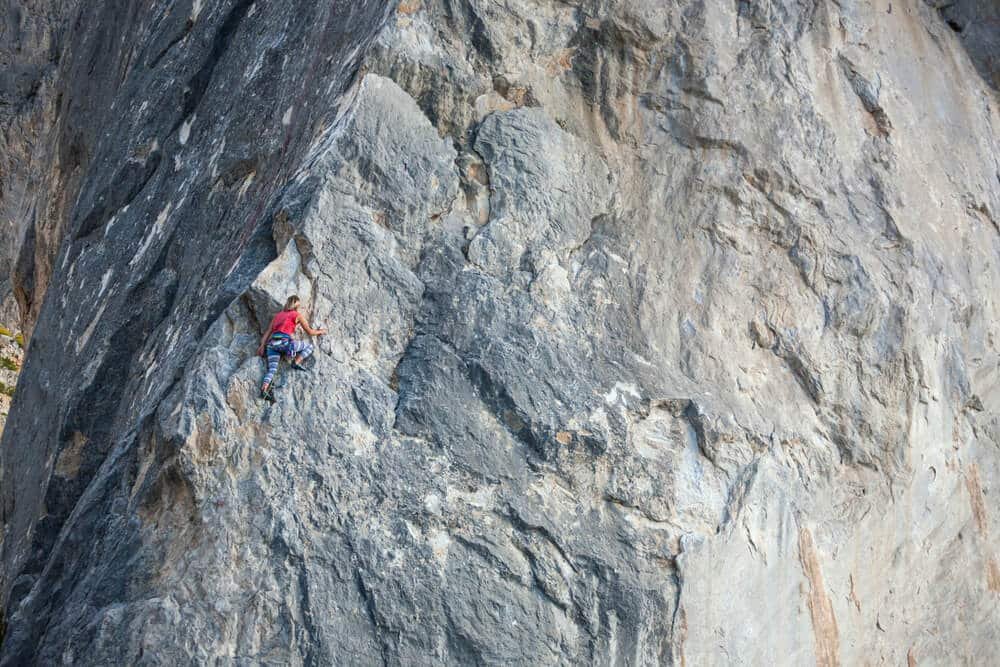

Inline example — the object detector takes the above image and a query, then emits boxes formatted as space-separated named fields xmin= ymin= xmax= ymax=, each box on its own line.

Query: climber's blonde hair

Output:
xmin=284 ymin=295 xmax=301 ymax=311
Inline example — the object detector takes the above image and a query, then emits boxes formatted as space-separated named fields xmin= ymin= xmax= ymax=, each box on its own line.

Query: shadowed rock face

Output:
xmin=926 ymin=0 xmax=1000 ymax=90
xmin=2 ymin=0 xmax=999 ymax=664
xmin=0 ymin=0 xmax=394 ymax=662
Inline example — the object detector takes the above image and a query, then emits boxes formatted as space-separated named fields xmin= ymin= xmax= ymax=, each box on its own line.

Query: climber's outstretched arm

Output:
xmin=296 ymin=314 xmax=327 ymax=337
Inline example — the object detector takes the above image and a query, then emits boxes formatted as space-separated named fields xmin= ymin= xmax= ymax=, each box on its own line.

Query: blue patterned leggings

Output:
xmin=262 ymin=338 xmax=313 ymax=386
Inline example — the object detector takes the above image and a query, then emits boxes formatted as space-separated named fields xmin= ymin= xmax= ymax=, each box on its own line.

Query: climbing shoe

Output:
xmin=260 ymin=385 xmax=276 ymax=403
xmin=291 ymin=362 xmax=309 ymax=372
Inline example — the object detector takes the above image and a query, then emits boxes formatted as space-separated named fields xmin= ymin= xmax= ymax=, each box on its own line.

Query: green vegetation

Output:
xmin=0 ymin=326 xmax=25 ymax=348
xmin=0 ymin=382 xmax=14 ymax=397
xmin=0 ymin=356 xmax=17 ymax=372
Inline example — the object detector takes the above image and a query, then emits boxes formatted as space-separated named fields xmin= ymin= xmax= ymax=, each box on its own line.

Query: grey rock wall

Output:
xmin=2 ymin=0 xmax=1000 ymax=664
xmin=0 ymin=0 xmax=76 ymax=327
xmin=926 ymin=0 xmax=1000 ymax=90
xmin=0 ymin=0 xmax=395 ymax=662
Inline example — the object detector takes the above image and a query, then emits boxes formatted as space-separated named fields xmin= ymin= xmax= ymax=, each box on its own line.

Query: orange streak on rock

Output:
xmin=798 ymin=526 xmax=840 ymax=667
xmin=397 ymin=0 xmax=421 ymax=15
xmin=965 ymin=464 xmax=989 ymax=536
xmin=987 ymin=558 xmax=1000 ymax=593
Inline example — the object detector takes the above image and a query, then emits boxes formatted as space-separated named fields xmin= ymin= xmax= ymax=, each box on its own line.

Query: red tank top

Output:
xmin=272 ymin=310 xmax=298 ymax=335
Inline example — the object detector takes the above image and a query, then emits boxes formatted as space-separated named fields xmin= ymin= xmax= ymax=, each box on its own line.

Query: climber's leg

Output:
xmin=291 ymin=340 xmax=314 ymax=370
xmin=261 ymin=348 xmax=281 ymax=392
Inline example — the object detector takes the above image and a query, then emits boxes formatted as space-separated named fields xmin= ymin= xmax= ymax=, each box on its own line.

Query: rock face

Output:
xmin=2 ymin=0 xmax=999 ymax=664
xmin=926 ymin=0 xmax=1000 ymax=90
xmin=0 ymin=329 xmax=21 ymax=439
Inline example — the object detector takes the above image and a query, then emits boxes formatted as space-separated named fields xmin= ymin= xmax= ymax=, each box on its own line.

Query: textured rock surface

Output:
xmin=0 ymin=0 xmax=72 ymax=327
xmin=0 ymin=0 xmax=396 ymax=661
xmin=3 ymin=0 xmax=1000 ymax=664
xmin=926 ymin=0 xmax=1000 ymax=90
xmin=0 ymin=329 xmax=21 ymax=439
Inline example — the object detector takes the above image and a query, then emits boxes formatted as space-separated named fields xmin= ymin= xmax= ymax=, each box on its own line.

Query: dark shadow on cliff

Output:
xmin=928 ymin=0 xmax=1000 ymax=91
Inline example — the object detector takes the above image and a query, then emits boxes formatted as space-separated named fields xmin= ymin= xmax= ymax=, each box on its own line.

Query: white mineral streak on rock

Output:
xmin=130 ymin=203 xmax=172 ymax=267
xmin=178 ymin=115 xmax=194 ymax=145
xmin=97 ymin=269 xmax=113 ymax=297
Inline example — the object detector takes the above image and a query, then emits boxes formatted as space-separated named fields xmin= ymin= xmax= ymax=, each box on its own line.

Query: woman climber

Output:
xmin=258 ymin=295 xmax=326 ymax=400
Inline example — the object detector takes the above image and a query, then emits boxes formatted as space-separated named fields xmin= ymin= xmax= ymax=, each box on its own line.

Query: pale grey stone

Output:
xmin=2 ymin=0 xmax=1000 ymax=665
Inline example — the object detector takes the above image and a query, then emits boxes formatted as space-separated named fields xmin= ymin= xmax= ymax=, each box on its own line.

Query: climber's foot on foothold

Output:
xmin=291 ymin=362 xmax=309 ymax=372
xmin=260 ymin=384 xmax=275 ymax=402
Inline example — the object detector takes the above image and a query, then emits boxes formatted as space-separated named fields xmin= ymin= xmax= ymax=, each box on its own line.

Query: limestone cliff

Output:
xmin=2 ymin=0 xmax=999 ymax=664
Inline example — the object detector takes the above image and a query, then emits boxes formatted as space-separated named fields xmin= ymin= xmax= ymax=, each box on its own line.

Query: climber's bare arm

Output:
xmin=297 ymin=314 xmax=327 ymax=337
xmin=257 ymin=322 xmax=275 ymax=355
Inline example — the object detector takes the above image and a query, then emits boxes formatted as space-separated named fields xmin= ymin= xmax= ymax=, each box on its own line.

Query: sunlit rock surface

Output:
xmin=2 ymin=0 xmax=999 ymax=663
